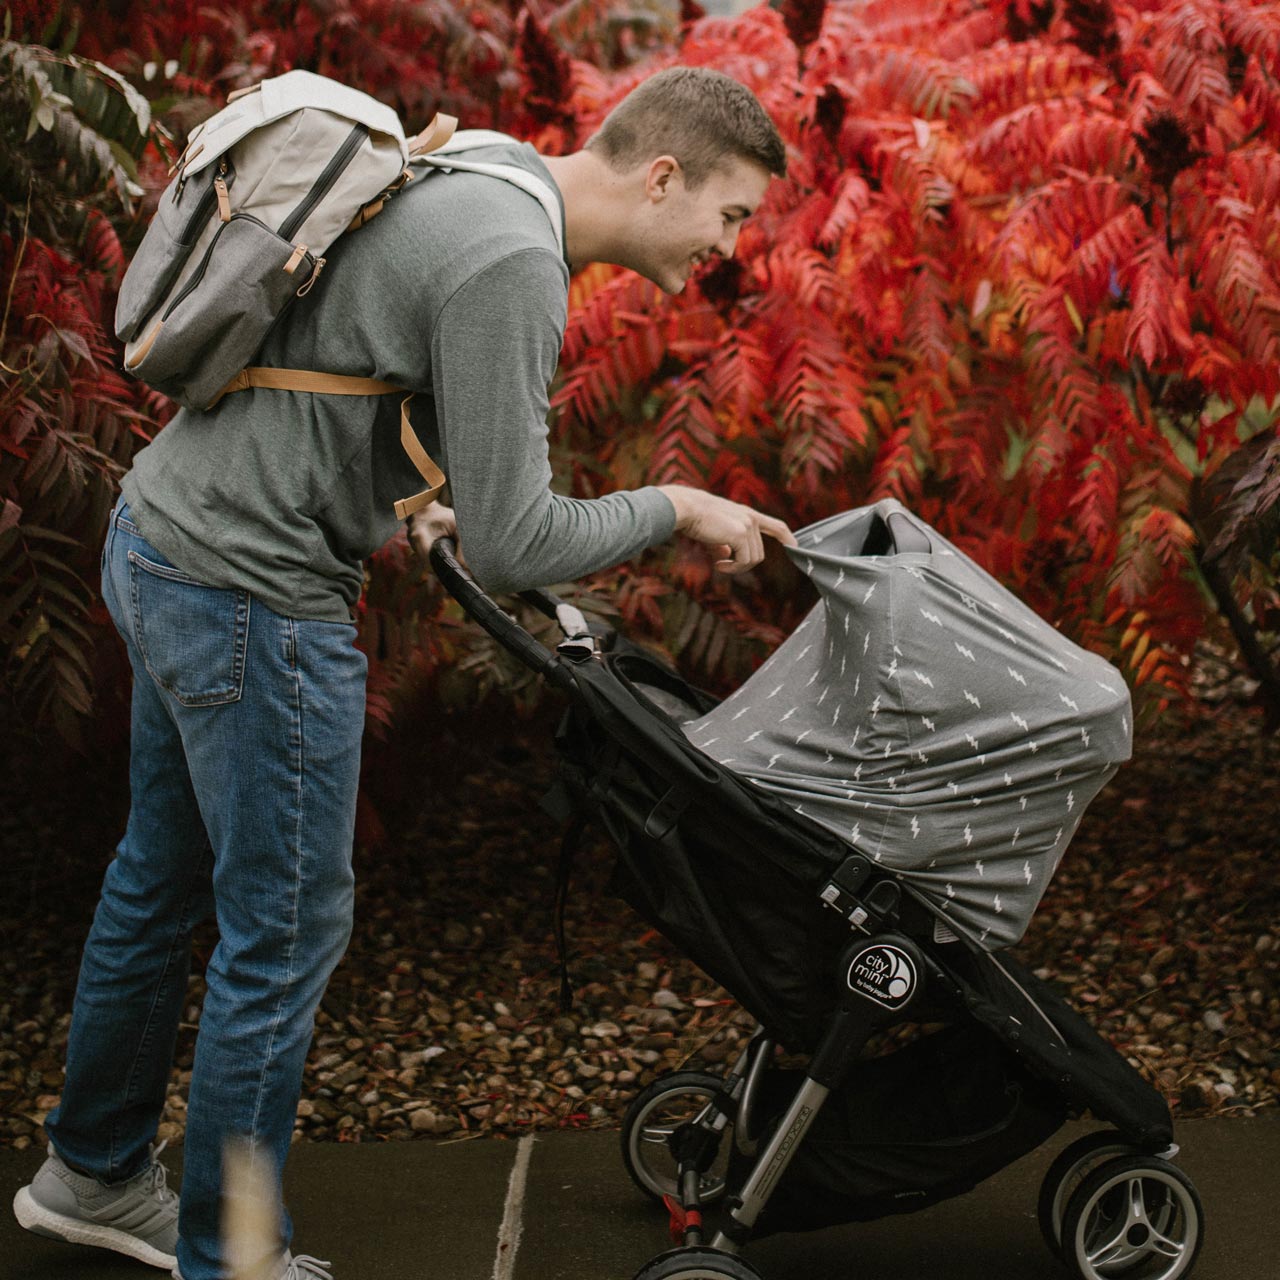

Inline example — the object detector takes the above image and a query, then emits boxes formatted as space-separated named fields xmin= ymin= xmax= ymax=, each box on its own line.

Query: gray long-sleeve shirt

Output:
xmin=121 ymin=142 xmax=676 ymax=621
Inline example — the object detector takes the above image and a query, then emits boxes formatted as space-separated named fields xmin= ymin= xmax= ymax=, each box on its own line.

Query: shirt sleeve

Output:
xmin=430 ymin=247 xmax=677 ymax=594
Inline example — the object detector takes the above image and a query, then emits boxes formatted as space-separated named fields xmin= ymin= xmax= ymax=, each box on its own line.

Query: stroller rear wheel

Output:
xmin=1059 ymin=1155 xmax=1204 ymax=1280
xmin=1038 ymin=1130 xmax=1141 ymax=1253
xmin=622 ymin=1071 xmax=732 ymax=1204
xmin=632 ymin=1245 xmax=764 ymax=1280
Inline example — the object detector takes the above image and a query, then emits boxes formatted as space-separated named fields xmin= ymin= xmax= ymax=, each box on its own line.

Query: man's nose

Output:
xmin=715 ymin=223 xmax=741 ymax=258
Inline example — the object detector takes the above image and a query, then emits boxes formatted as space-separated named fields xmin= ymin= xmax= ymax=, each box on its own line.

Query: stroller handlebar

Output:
xmin=427 ymin=536 xmax=580 ymax=689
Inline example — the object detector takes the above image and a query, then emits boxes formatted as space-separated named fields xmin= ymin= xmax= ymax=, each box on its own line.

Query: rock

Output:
xmin=410 ymin=1108 xmax=437 ymax=1133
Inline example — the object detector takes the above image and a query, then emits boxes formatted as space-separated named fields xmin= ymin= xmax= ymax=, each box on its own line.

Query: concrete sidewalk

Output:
xmin=1 ymin=1116 xmax=1276 ymax=1280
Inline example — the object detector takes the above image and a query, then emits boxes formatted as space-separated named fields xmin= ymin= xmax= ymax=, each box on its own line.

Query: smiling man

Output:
xmin=19 ymin=66 xmax=793 ymax=1280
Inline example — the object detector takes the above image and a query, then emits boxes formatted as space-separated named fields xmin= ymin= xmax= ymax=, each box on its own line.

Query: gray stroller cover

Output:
xmin=683 ymin=499 xmax=1132 ymax=949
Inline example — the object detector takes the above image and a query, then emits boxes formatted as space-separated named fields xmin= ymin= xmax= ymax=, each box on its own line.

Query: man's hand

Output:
xmin=657 ymin=485 xmax=797 ymax=574
xmin=407 ymin=501 xmax=459 ymax=563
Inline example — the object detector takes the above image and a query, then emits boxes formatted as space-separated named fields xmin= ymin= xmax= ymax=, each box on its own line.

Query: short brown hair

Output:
xmin=586 ymin=66 xmax=786 ymax=188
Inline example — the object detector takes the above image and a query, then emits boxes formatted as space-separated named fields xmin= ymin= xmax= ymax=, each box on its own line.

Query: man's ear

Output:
xmin=644 ymin=155 xmax=681 ymax=203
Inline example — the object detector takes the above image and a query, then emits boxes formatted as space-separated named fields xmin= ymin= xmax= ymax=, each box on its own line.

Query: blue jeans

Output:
xmin=46 ymin=500 xmax=366 ymax=1279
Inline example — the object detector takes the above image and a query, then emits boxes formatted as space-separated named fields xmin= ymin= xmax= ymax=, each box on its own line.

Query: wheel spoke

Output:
xmin=1085 ymin=1219 xmax=1133 ymax=1268
xmin=1147 ymin=1227 xmax=1186 ymax=1261
xmin=641 ymin=1124 xmax=678 ymax=1144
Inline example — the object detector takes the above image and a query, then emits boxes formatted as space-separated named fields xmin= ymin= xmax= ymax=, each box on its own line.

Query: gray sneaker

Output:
xmin=12 ymin=1140 xmax=179 ymax=1269
xmin=172 ymin=1252 xmax=333 ymax=1280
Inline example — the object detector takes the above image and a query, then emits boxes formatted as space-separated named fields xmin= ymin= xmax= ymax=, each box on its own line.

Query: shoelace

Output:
xmin=286 ymin=1258 xmax=334 ymax=1280
xmin=138 ymin=1139 xmax=178 ymax=1205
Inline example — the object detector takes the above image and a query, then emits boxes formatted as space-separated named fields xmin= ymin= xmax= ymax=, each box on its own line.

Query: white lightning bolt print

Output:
xmin=745 ymin=730 xmax=763 ymax=742
xmin=732 ymin=706 xmax=751 ymax=720
xmin=796 ymin=645 xmax=812 ymax=661
xmin=850 ymin=822 xmax=861 ymax=843
xmin=1007 ymin=666 xmax=1027 ymax=686
xmin=862 ymin=583 xmax=876 ymax=604
xmin=818 ymin=686 xmax=830 ymax=706
xmin=767 ymin=753 xmax=781 ymax=769
xmin=965 ymin=733 xmax=980 ymax=751
xmin=914 ymin=671 xmax=935 ymax=688
xmin=1059 ymin=692 xmax=1080 ymax=712
xmin=911 ymin=816 xmax=920 ymax=838
xmin=922 ymin=716 xmax=936 ymax=732
xmin=768 ymin=684 xmax=784 ymax=698
xmin=1066 ymin=791 xmax=1076 ymax=811
xmin=994 ymin=894 xmax=1003 ymax=914
xmin=1012 ymin=712 xmax=1030 ymax=732
xmin=1019 ymin=795 xmax=1028 ymax=810
xmin=1003 ymin=771 xmax=1014 ymax=786
xmin=834 ymin=567 xmax=845 ymax=587
xmin=963 ymin=690 xmax=981 ymax=709
xmin=806 ymin=670 xmax=819 ymax=687
xmin=976 ymin=859 xmax=985 ymax=876
xmin=796 ymin=729 xmax=812 ymax=744
xmin=832 ymin=704 xmax=842 ymax=726
xmin=1081 ymin=726 xmax=1091 ymax=748
xmin=863 ymin=632 xmax=871 ymax=655
xmin=921 ymin=608 xmax=943 ymax=626
xmin=871 ymin=696 xmax=882 ymax=718
xmin=1011 ymin=827 xmax=1021 ymax=847
xmin=964 ymin=824 xmax=973 ymax=846
xmin=1024 ymin=861 xmax=1033 ymax=884
xmin=780 ymin=706 xmax=798 ymax=721
xmin=961 ymin=594 xmax=979 ymax=613
xmin=887 ymin=658 xmax=899 ymax=679
xmin=946 ymin=883 xmax=956 ymax=899
xmin=955 ymin=643 xmax=977 ymax=662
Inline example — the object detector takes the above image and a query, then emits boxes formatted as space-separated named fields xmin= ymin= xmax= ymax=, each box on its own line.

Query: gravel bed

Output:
xmin=1 ymin=693 xmax=1276 ymax=1152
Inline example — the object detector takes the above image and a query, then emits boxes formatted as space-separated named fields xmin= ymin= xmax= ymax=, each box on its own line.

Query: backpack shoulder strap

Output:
xmin=415 ymin=136 xmax=564 ymax=258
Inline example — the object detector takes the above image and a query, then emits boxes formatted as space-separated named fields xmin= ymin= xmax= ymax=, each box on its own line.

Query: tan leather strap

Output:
xmin=215 ymin=367 xmax=403 ymax=400
xmin=408 ymin=112 xmax=458 ymax=157
xmin=213 ymin=368 xmax=446 ymax=518
xmin=394 ymin=395 xmax=446 ymax=519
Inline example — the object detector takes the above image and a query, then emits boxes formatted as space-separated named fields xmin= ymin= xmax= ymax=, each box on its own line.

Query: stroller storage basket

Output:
xmin=728 ymin=1022 xmax=1067 ymax=1235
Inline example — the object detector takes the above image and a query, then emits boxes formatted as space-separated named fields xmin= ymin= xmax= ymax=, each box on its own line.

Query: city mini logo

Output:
xmin=846 ymin=943 xmax=918 ymax=1009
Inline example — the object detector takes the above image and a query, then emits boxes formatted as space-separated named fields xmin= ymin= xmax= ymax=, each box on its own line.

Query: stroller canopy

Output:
xmin=683 ymin=500 xmax=1132 ymax=949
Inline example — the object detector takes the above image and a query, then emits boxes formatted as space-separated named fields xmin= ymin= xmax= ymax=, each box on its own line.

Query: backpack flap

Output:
xmin=178 ymin=70 xmax=407 ymax=184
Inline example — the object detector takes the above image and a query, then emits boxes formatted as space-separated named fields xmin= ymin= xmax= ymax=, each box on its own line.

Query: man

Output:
xmin=14 ymin=66 xmax=792 ymax=1280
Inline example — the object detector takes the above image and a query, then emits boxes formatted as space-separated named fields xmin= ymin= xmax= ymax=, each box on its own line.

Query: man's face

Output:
xmin=635 ymin=156 xmax=772 ymax=294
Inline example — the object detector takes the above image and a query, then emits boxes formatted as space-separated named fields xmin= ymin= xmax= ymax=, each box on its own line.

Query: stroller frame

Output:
xmin=429 ymin=538 xmax=1205 ymax=1280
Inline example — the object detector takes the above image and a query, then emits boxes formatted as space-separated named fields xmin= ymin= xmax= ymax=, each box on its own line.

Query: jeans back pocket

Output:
xmin=128 ymin=551 xmax=250 ymax=706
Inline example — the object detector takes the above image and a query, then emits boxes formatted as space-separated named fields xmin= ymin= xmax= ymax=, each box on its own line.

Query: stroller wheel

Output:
xmin=632 ymin=1245 xmax=764 ymax=1280
xmin=1060 ymin=1155 xmax=1204 ymax=1280
xmin=622 ymin=1071 xmax=732 ymax=1204
xmin=1038 ymin=1130 xmax=1140 ymax=1254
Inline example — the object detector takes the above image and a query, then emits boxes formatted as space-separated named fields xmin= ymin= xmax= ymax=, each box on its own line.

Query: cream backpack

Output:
xmin=114 ymin=70 xmax=562 ymax=518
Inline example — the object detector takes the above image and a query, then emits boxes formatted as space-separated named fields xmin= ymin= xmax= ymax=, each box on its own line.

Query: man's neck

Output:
xmin=540 ymin=151 xmax=633 ymax=273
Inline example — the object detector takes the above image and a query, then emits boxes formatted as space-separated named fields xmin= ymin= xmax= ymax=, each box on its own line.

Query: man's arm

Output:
xmin=424 ymin=248 xmax=794 ymax=586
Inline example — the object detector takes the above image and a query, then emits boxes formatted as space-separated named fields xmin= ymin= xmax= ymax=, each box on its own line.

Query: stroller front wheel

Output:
xmin=1037 ymin=1130 xmax=1143 ymax=1254
xmin=1060 ymin=1155 xmax=1204 ymax=1280
xmin=632 ymin=1245 xmax=764 ymax=1280
xmin=622 ymin=1071 xmax=733 ymax=1204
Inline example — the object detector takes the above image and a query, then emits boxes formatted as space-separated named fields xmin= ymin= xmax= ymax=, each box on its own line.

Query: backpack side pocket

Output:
xmin=123 ymin=214 xmax=316 ymax=409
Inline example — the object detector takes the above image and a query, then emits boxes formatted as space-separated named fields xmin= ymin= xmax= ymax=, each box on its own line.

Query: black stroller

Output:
xmin=429 ymin=510 xmax=1205 ymax=1280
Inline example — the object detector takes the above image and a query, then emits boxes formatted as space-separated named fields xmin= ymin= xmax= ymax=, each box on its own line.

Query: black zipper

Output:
xmin=180 ymin=160 xmax=236 ymax=243
xmin=161 ymin=213 xmax=315 ymax=322
xmin=278 ymin=124 xmax=367 ymax=241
